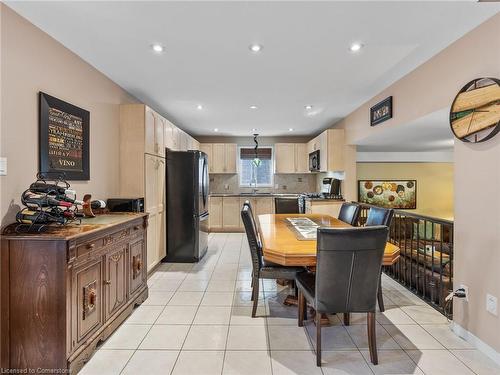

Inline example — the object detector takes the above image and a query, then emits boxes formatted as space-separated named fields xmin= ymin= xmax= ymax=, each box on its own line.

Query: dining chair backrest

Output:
xmin=241 ymin=204 xmax=263 ymax=275
xmin=243 ymin=200 xmax=254 ymax=219
xmin=315 ymin=226 xmax=388 ymax=313
xmin=274 ymin=197 xmax=300 ymax=214
xmin=338 ymin=202 xmax=361 ymax=226
xmin=365 ymin=206 xmax=394 ymax=227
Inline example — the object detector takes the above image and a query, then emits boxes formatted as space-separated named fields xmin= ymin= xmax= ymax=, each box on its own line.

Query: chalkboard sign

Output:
xmin=39 ymin=92 xmax=90 ymax=180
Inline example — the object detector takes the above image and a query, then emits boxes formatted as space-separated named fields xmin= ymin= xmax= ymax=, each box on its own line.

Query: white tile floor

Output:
xmin=81 ymin=233 xmax=500 ymax=375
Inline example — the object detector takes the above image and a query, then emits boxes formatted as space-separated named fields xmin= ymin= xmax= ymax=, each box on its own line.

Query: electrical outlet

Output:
xmin=459 ymin=284 xmax=469 ymax=302
xmin=486 ymin=294 xmax=498 ymax=316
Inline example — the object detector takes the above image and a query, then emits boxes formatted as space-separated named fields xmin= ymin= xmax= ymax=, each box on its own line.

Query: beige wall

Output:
xmin=357 ymin=162 xmax=454 ymax=220
xmin=333 ymin=13 xmax=500 ymax=353
xmin=0 ymin=5 xmax=137 ymax=225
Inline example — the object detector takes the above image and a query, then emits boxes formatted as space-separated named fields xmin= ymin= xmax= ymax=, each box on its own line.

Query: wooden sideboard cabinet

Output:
xmin=0 ymin=213 xmax=149 ymax=374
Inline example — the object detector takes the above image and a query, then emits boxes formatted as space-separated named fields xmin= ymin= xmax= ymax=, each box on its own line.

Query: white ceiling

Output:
xmin=7 ymin=1 xmax=500 ymax=137
xmin=356 ymin=108 xmax=454 ymax=152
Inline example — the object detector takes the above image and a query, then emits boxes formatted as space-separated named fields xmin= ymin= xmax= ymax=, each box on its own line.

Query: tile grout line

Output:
xmin=221 ymin=233 xmax=244 ymax=375
xmin=168 ymin=232 xmax=228 ymax=374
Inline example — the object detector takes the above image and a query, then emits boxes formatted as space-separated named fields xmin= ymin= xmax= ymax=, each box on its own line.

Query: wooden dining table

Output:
xmin=257 ymin=213 xmax=400 ymax=267
xmin=256 ymin=213 xmax=400 ymax=322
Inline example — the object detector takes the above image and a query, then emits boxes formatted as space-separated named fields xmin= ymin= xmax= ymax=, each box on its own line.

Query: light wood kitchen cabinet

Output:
xmin=295 ymin=143 xmax=309 ymax=173
xmin=144 ymin=106 xmax=156 ymax=155
xmin=208 ymin=196 xmax=277 ymax=232
xmin=179 ymin=130 xmax=189 ymax=151
xmin=255 ymin=197 xmax=274 ymax=216
xmin=144 ymin=154 xmax=165 ymax=271
xmin=222 ymin=196 xmax=241 ymax=230
xmin=120 ymin=104 xmax=199 ymax=270
xmin=209 ymin=196 xmax=223 ymax=230
xmin=212 ymin=144 xmax=226 ymax=173
xmin=200 ymin=144 xmax=214 ymax=173
xmin=190 ymin=138 xmax=200 ymax=150
xmin=306 ymin=129 xmax=344 ymax=172
xmin=275 ymin=143 xmax=308 ymax=173
xmin=275 ymin=143 xmax=296 ymax=173
xmin=208 ymin=143 xmax=237 ymax=173
xmin=155 ymin=113 xmax=166 ymax=156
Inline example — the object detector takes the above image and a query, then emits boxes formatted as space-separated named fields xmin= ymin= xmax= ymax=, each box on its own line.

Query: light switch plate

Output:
xmin=486 ymin=294 xmax=498 ymax=316
xmin=0 ymin=157 xmax=7 ymax=176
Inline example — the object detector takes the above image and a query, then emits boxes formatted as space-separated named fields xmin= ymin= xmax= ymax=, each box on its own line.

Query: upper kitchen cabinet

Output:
xmin=202 ymin=143 xmax=237 ymax=173
xmin=275 ymin=143 xmax=308 ymax=173
xmin=306 ymin=129 xmax=344 ymax=172
xmin=143 ymin=105 xmax=165 ymax=156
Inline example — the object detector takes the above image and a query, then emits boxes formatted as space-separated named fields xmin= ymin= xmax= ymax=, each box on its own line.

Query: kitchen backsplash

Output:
xmin=210 ymin=174 xmax=317 ymax=194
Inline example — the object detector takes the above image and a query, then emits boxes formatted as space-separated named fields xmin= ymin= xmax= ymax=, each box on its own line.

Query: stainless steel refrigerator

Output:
xmin=165 ymin=150 xmax=209 ymax=262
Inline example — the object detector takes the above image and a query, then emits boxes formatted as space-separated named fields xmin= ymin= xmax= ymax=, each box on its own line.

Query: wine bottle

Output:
xmin=22 ymin=191 xmax=73 ymax=208
xmin=16 ymin=209 xmax=66 ymax=225
xmin=90 ymin=200 xmax=106 ymax=209
xmin=29 ymin=182 xmax=67 ymax=195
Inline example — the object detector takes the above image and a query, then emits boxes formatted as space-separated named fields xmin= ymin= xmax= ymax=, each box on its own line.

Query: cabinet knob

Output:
xmin=137 ymin=259 xmax=142 ymax=270
xmin=104 ymin=280 xmax=111 ymax=285
xmin=86 ymin=243 xmax=95 ymax=250
xmin=134 ymin=225 xmax=140 ymax=230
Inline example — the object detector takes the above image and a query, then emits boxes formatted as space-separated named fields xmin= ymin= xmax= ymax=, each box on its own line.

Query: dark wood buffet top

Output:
xmin=1 ymin=213 xmax=148 ymax=241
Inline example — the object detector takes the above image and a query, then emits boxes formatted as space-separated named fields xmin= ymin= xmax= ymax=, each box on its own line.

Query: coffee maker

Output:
xmin=321 ymin=177 xmax=342 ymax=199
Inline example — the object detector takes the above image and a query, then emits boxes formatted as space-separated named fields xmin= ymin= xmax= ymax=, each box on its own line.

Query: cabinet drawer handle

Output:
xmin=89 ymin=290 xmax=96 ymax=307
xmin=86 ymin=243 xmax=95 ymax=250
xmin=134 ymin=225 xmax=140 ymax=230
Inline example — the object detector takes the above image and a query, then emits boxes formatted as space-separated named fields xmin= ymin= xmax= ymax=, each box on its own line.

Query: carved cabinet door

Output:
xmin=71 ymin=258 xmax=103 ymax=348
xmin=104 ymin=244 xmax=128 ymax=320
xmin=129 ymin=237 xmax=146 ymax=295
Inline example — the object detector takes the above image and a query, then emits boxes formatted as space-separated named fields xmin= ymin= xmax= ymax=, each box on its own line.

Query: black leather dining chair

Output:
xmin=365 ymin=206 xmax=394 ymax=312
xmin=241 ymin=204 xmax=305 ymax=317
xmin=274 ymin=197 xmax=300 ymax=214
xmin=296 ymin=226 xmax=389 ymax=366
xmin=338 ymin=202 xmax=361 ymax=226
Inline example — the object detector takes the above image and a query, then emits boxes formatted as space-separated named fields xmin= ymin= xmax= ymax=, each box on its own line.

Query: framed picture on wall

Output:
xmin=358 ymin=179 xmax=416 ymax=209
xmin=370 ymin=96 xmax=393 ymax=126
xmin=39 ymin=92 xmax=90 ymax=180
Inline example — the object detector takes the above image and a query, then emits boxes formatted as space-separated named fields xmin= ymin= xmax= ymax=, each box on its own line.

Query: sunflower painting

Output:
xmin=358 ymin=180 xmax=417 ymax=209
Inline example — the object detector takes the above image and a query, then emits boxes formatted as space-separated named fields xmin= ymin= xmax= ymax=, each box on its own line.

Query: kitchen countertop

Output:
xmin=305 ymin=197 xmax=345 ymax=202
xmin=209 ymin=193 xmax=300 ymax=197
xmin=209 ymin=193 xmax=344 ymax=202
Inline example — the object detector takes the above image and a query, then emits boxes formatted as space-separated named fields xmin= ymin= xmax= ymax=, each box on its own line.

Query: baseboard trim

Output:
xmin=451 ymin=322 xmax=500 ymax=365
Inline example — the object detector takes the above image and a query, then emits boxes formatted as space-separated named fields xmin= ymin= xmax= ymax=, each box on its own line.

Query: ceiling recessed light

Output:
xmin=305 ymin=105 xmax=313 ymax=110
xmin=196 ymin=104 xmax=203 ymax=110
xmin=151 ymin=43 xmax=164 ymax=53
xmin=288 ymin=128 xmax=294 ymax=132
xmin=250 ymin=105 xmax=258 ymax=110
xmin=249 ymin=44 xmax=262 ymax=53
xmin=213 ymin=128 xmax=219 ymax=132
xmin=349 ymin=43 xmax=363 ymax=52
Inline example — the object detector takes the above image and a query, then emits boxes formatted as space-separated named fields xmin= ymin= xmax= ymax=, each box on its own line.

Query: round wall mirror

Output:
xmin=449 ymin=77 xmax=500 ymax=143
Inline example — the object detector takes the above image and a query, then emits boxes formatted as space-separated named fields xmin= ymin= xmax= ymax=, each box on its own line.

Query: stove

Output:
xmin=298 ymin=192 xmax=344 ymax=213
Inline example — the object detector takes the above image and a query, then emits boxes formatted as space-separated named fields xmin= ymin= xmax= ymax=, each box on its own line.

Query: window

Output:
xmin=239 ymin=146 xmax=273 ymax=187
